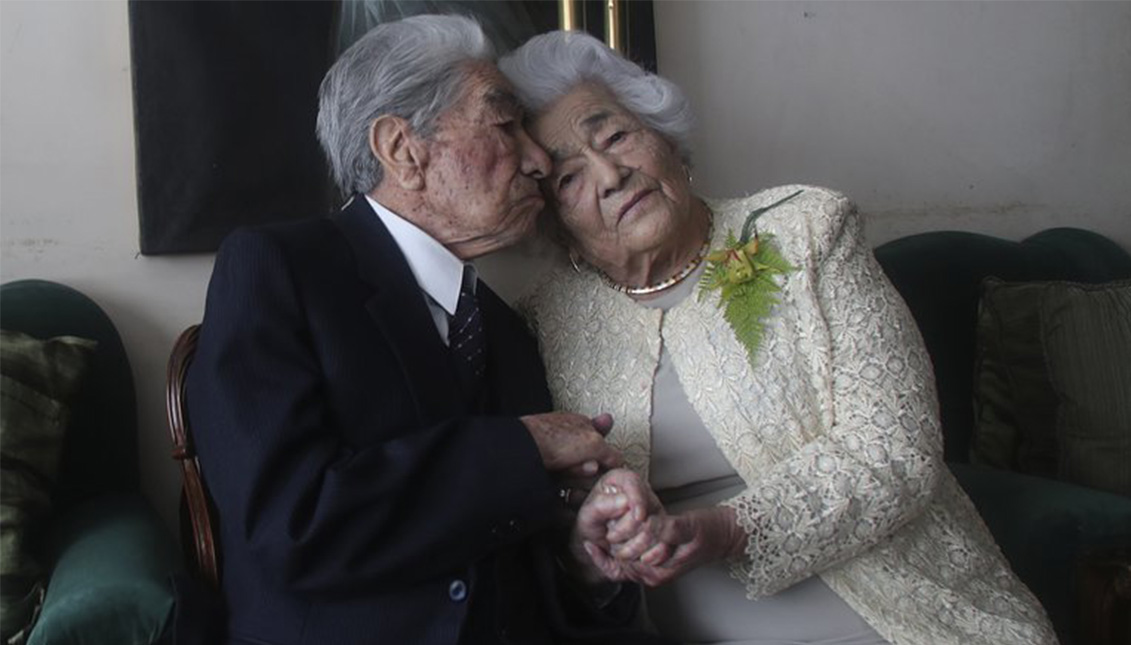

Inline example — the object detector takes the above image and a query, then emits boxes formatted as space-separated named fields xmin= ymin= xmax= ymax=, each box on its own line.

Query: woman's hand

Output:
xmin=565 ymin=468 xmax=749 ymax=587
xmin=598 ymin=506 xmax=747 ymax=587
xmin=562 ymin=468 xmax=661 ymax=584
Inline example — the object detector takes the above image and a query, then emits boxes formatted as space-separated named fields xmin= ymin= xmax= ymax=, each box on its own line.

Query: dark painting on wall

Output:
xmin=128 ymin=0 xmax=654 ymax=255
xmin=129 ymin=1 xmax=339 ymax=255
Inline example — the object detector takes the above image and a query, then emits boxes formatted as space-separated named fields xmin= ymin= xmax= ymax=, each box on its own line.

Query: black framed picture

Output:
xmin=128 ymin=0 xmax=655 ymax=255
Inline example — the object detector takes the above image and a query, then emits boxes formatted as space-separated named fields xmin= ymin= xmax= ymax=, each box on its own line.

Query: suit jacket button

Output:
xmin=449 ymin=579 xmax=468 ymax=602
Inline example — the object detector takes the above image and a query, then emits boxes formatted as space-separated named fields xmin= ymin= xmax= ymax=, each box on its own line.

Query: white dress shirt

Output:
xmin=364 ymin=195 xmax=475 ymax=345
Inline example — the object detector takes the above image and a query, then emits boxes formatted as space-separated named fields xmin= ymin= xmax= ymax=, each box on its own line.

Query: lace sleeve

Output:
xmin=722 ymin=199 xmax=944 ymax=597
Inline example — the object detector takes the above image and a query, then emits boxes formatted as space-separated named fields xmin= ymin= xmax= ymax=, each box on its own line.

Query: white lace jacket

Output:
xmin=520 ymin=186 xmax=1057 ymax=645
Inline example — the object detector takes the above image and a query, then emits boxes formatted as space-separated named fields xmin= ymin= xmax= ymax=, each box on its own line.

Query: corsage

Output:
xmin=698 ymin=190 xmax=802 ymax=366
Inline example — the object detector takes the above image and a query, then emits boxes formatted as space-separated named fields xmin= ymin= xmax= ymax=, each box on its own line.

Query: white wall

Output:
xmin=2 ymin=0 xmax=1129 ymax=535
xmin=654 ymin=0 xmax=1131 ymax=248
xmin=1 ymin=0 xmax=206 ymax=531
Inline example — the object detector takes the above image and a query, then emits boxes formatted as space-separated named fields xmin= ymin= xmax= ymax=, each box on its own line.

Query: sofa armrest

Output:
xmin=28 ymin=495 xmax=179 ymax=645
xmin=949 ymin=461 xmax=1131 ymax=644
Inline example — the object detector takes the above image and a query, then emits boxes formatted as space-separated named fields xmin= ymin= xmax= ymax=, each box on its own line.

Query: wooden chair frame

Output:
xmin=165 ymin=324 xmax=221 ymax=588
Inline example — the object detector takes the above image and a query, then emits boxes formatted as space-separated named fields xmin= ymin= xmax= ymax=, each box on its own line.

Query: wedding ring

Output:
xmin=558 ymin=486 xmax=573 ymax=506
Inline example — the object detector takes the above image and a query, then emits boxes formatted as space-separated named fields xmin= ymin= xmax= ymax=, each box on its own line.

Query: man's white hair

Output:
xmin=316 ymin=14 xmax=493 ymax=196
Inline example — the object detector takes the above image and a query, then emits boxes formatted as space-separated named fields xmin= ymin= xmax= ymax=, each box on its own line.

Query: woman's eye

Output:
xmin=607 ymin=130 xmax=626 ymax=145
xmin=557 ymin=174 xmax=575 ymax=191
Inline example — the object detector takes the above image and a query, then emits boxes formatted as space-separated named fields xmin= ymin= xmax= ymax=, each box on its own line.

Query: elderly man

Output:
xmin=187 ymin=14 xmax=663 ymax=645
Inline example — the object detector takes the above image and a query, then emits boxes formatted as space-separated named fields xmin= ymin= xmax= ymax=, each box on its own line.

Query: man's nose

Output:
xmin=518 ymin=128 xmax=550 ymax=180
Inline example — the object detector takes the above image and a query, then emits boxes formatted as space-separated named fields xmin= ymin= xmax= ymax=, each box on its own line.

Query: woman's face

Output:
xmin=530 ymin=83 xmax=693 ymax=271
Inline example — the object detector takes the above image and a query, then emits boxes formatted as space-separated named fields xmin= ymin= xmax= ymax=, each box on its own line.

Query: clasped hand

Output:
xmin=568 ymin=468 xmax=745 ymax=588
xmin=520 ymin=412 xmax=744 ymax=587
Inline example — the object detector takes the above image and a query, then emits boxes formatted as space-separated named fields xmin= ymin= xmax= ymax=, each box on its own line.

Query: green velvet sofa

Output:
xmin=874 ymin=227 xmax=1131 ymax=645
xmin=1 ymin=279 xmax=179 ymax=644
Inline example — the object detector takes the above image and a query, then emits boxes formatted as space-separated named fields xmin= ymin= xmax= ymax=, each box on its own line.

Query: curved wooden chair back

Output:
xmin=165 ymin=324 xmax=221 ymax=588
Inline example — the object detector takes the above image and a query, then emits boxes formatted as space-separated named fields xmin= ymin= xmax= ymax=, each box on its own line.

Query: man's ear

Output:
xmin=369 ymin=115 xmax=427 ymax=191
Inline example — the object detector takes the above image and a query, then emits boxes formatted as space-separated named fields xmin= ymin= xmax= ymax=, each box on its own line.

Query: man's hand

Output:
xmin=520 ymin=412 xmax=621 ymax=475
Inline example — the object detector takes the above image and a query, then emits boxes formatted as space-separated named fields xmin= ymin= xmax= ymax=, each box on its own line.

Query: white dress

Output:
xmin=520 ymin=186 xmax=1058 ymax=645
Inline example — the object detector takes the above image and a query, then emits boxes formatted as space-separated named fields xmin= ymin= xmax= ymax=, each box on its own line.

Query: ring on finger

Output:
xmin=558 ymin=486 xmax=574 ymax=506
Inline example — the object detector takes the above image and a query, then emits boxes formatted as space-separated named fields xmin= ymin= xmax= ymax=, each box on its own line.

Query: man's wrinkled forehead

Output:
xmin=484 ymin=86 xmax=521 ymax=116
xmin=452 ymin=61 xmax=522 ymax=119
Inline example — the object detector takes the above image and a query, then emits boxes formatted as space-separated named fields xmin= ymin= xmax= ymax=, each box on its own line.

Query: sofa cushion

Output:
xmin=971 ymin=279 xmax=1059 ymax=475
xmin=0 ymin=280 xmax=139 ymax=511
xmin=1039 ymin=280 xmax=1131 ymax=497
xmin=971 ymin=278 xmax=1131 ymax=496
xmin=0 ymin=331 xmax=96 ymax=642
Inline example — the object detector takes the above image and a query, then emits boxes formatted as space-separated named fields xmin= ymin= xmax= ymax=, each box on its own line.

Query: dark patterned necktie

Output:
xmin=449 ymin=266 xmax=486 ymax=388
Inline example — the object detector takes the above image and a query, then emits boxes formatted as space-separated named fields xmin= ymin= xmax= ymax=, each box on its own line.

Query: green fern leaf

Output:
xmin=698 ymin=233 xmax=794 ymax=366
xmin=698 ymin=193 xmax=801 ymax=366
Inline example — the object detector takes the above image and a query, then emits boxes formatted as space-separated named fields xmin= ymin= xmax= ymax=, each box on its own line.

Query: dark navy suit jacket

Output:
xmin=186 ymin=197 xmax=661 ymax=645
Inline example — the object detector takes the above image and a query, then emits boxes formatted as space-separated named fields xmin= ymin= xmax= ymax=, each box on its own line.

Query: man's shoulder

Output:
xmin=217 ymin=215 xmax=344 ymax=264
xmin=222 ymin=215 xmax=337 ymax=245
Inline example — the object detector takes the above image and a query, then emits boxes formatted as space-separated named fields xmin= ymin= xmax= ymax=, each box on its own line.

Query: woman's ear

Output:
xmin=369 ymin=115 xmax=427 ymax=191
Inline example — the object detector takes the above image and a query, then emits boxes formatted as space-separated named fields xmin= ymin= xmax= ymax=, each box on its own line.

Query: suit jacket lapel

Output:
xmin=479 ymin=284 xmax=550 ymax=416
xmin=479 ymin=285 xmax=516 ymax=413
xmin=329 ymin=196 xmax=461 ymax=424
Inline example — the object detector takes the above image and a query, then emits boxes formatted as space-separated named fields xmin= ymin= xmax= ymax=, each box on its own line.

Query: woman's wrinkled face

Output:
xmin=530 ymin=83 xmax=692 ymax=270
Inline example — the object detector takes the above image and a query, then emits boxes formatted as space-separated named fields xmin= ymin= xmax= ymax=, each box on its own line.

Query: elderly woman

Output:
xmin=499 ymin=31 xmax=1057 ymax=645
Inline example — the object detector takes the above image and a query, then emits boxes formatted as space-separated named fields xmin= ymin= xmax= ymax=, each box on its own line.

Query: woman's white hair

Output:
xmin=499 ymin=30 xmax=695 ymax=164
xmin=316 ymin=14 xmax=493 ymax=196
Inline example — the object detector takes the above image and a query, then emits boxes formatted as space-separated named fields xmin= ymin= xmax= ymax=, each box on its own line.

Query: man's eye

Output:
xmin=607 ymin=131 xmax=626 ymax=145
xmin=557 ymin=174 xmax=575 ymax=191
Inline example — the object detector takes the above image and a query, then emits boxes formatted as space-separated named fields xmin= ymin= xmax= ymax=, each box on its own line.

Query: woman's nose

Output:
xmin=592 ymin=153 xmax=628 ymax=198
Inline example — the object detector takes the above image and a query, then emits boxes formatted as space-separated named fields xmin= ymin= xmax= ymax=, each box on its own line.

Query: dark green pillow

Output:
xmin=1038 ymin=280 xmax=1131 ymax=497
xmin=971 ymin=278 xmax=1059 ymax=475
xmin=0 ymin=330 xmax=96 ymax=643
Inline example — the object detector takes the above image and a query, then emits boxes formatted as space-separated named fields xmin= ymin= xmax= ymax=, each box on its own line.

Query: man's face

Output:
xmin=419 ymin=62 xmax=551 ymax=260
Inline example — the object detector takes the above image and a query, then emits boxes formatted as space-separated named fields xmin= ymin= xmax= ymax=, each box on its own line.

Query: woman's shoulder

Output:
xmin=516 ymin=260 xmax=605 ymax=325
xmin=705 ymin=185 xmax=859 ymax=261
xmin=705 ymin=185 xmax=851 ymax=224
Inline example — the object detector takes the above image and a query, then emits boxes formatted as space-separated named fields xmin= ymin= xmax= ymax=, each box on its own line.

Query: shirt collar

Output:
xmin=365 ymin=195 xmax=470 ymax=316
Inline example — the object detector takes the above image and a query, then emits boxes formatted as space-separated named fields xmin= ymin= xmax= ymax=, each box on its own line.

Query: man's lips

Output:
xmin=517 ymin=187 xmax=544 ymax=204
xmin=617 ymin=189 xmax=654 ymax=222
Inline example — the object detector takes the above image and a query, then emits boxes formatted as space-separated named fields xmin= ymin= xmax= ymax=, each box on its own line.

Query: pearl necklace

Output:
xmin=599 ymin=222 xmax=713 ymax=297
